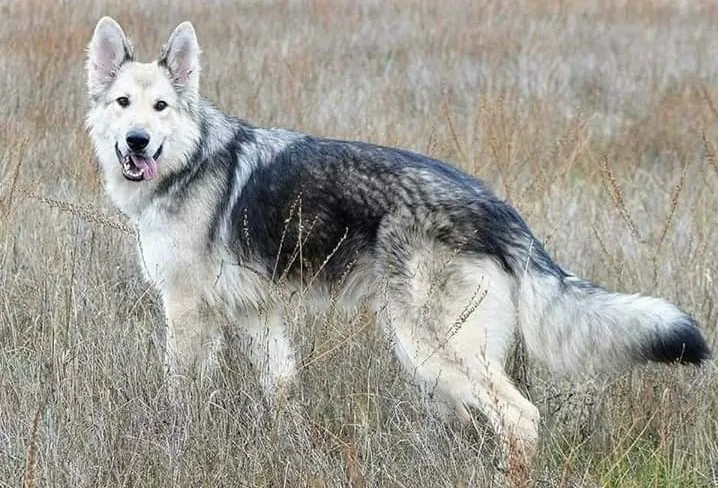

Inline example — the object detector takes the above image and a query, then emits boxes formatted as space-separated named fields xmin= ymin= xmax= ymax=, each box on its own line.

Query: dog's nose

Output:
xmin=126 ymin=129 xmax=150 ymax=151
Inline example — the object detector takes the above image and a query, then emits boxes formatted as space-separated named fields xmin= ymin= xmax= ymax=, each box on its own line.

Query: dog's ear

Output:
xmin=87 ymin=17 xmax=133 ymax=96
xmin=159 ymin=22 xmax=201 ymax=94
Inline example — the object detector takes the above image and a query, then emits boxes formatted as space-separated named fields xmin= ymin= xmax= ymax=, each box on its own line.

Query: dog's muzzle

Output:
xmin=114 ymin=143 xmax=162 ymax=181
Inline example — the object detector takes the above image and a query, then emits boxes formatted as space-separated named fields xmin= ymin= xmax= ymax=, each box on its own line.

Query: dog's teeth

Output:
xmin=121 ymin=159 xmax=143 ymax=179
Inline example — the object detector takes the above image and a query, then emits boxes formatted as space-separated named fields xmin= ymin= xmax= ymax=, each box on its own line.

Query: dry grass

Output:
xmin=1 ymin=0 xmax=718 ymax=486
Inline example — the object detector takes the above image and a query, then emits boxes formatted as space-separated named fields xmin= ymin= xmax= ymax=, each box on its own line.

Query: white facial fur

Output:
xmin=86 ymin=18 xmax=202 ymax=217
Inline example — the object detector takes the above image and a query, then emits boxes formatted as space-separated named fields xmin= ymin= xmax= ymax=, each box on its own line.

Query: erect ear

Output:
xmin=87 ymin=17 xmax=133 ymax=96
xmin=159 ymin=21 xmax=200 ymax=93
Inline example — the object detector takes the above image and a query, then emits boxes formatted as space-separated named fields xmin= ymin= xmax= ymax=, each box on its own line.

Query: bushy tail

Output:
xmin=516 ymin=246 xmax=711 ymax=373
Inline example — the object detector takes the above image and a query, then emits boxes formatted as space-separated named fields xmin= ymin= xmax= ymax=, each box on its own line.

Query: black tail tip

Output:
xmin=645 ymin=316 xmax=711 ymax=365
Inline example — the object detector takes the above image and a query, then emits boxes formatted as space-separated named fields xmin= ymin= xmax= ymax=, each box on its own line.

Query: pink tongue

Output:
xmin=129 ymin=154 xmax=158 ymax=180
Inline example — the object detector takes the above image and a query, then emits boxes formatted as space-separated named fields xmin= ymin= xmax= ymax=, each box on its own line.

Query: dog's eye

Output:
xmin=154 ymin=100 xmax=168 ymax=112
xmin=116 ymin=96 xmax=130 ymax=107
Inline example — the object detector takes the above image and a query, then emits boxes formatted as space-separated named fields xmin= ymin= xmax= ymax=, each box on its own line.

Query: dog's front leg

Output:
xmin=237 ymin=307 xmax=298 ymax=410
xmin=162 ymin=287 xmax=223 ymax=399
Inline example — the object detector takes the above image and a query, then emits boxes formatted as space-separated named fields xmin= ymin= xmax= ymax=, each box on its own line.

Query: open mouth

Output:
xmin=115 ymin=143 xmax=163 ymax=181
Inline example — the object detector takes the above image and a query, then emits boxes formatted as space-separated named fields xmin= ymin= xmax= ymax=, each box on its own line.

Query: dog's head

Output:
xmin=86 ymin=17 xmax=201 ymax=183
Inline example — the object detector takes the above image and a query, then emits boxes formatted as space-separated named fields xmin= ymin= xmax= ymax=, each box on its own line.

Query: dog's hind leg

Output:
xmin=441 ymin=257 xmax=540 ymax=461
xmin=377 ymin=241 xmax=539 ymax=465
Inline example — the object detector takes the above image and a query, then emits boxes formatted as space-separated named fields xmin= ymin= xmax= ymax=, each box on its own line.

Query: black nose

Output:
xmin=126 ymin=129 xmax=150 ymax=151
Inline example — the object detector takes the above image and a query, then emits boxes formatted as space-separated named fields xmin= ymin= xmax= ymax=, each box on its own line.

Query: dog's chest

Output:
xmin=135 ymin=209 xmax=208 ymax=288
xmin=133 ymin=204 xmax=272 ymax=313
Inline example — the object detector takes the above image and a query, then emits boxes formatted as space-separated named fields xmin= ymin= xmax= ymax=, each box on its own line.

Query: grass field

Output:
xmin=2 ymin=0 xmax=718 ymax=486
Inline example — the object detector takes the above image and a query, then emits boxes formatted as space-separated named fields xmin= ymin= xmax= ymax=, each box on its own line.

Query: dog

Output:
xmin=85 ymin=17 xmax=710 ymax=462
